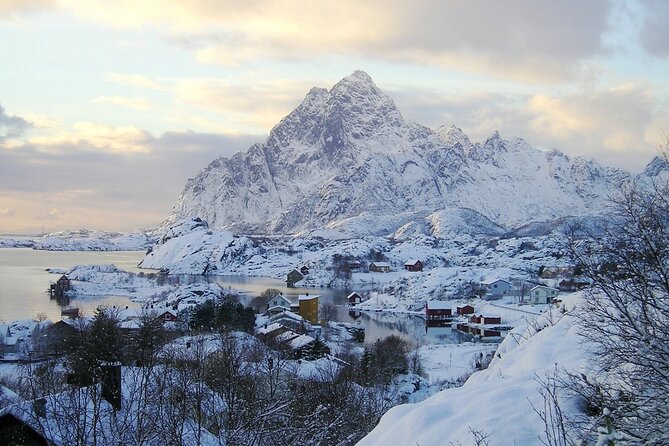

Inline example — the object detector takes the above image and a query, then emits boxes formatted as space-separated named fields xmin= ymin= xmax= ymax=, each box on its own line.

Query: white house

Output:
xmin=528 ymin=285 xmax=559 ymax=304
xmin=268 ymin=294 xmax=292 ymax=312
xmin=482 ymin=279 xmax=513 ymax=298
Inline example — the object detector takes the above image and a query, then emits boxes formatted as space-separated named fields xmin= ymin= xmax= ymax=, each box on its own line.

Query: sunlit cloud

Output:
xmin=0 ymin=0 xmax=56 ymax=19
xmin=17 ymin=122 xmax=153 ymax=154
xmin=393 ymin=81 xmax=667 ymax=171
xmin=32 ymin=0 xmax=612 ymax=82
xmin=0 ymin=109 xmax=263 ymax=232
xmin=170 ymin=78 xmax=311 ymax=130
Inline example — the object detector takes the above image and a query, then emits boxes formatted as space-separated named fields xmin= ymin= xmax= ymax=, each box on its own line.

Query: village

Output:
xmin=0 ymin=250 xmax=585 ymax=446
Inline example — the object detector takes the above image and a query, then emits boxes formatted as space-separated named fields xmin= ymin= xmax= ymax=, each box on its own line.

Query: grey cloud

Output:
xmin=393 ymin=83 xmax=664 ymax=173
xmin=0 ymin=130 xmax=264 ymax=230
xmin=0 ymin=104 xmax=32 ymax=142
xmin=639 ymin=0 xmax=669 ymax=56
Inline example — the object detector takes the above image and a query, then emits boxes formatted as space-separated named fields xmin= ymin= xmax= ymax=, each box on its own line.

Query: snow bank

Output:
xmin=358 ymin=298 xmax=587 ymax=445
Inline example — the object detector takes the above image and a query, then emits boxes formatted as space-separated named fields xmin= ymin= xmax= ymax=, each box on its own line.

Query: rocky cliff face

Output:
xmin=165 ymin=71 xmax=633 ymax=235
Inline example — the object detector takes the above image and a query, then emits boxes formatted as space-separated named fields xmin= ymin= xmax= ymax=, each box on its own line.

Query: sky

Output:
xmin=1 ymin=0 xmax=668 ymax=234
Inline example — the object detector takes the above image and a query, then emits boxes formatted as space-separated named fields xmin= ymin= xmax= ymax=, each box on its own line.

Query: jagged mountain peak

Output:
xmin=435 ymin=125 xmax=472 ymax=148
xmin=165 ymin=72 xmax=635 ymax=235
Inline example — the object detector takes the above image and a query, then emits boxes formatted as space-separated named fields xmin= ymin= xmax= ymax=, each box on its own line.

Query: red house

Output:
xmin=157 ymin=310 xmax=178 ymax=322
xmin=425 ymin=301 xmax=452 ymax=319
xmin=404 ymin=259 xmax=423 ymax=272
xmin=456 ymin=305 xmax=475 ymax=315
xmin=481 ymin=315 xmax=502 ymax=324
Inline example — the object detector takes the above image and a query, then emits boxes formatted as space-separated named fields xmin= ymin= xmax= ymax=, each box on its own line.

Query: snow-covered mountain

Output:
xmin=165 ymin=70 xmax=631 ymax=235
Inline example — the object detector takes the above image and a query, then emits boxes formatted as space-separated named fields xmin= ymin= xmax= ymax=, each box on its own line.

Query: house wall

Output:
xmin=488 ymin=281 xmax=511 ymax=297
xmin=299 ymin=298 xmax=319 ymax=324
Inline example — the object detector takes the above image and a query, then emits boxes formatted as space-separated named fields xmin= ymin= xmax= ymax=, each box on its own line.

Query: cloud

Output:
xmin=38 ymin=0 xmax=613 ymax=82
xmin=0 ymin=123 xmax=262 ymax=232
xmin=17 ymin=122 xmax=155 ymax=154
xmin=170 ymin=78 xmax=312 ymax=130
xmin=638 ymin=0 xmax=669 ymax=56
xmin=102 ymin=73 xmax=313 ymax=132
xmin=0 ymin=104 xmax=32 ymax=142
xmin=94 ymin=96 xmax=151 ymax=110
xmin=38 ymin=207 xmax=60 ymax=221
xmin=0 ymin=0 xmax=56 ymax=19
xmin=394 ymin=81 xmax=667 ymax=172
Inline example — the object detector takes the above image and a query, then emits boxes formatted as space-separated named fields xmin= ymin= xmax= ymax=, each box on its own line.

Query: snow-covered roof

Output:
xmin=348 ymin=292 xmax=362 ymax=298
xmin=481 ymin=278 xmax=512 ymax=286
xmin=426 ymin=300 xmax=453 ymax=310
xmin=404 ymin=259 xmax=421 ymax=265
xmin=370 ymin=262 xmax=391 ymax=267
xmin=288 ymin=334 xmax=316 ymax=350
xmin=270 ymin=311 xmax=303 ymax=322
xmin=157 ymin=309 xmax=178 ymax=317
xmin=529 ymin=285 xmax=558 ymax=292
xmin=3 ymin=336 xmax=18 ymax=346
xmin=275 ymin=330 xmax=300 ymax=343
xmin=298 ymin=294 xmax=320 ymax=301
xmin=257 ymin=323 xmax=284 ymax=336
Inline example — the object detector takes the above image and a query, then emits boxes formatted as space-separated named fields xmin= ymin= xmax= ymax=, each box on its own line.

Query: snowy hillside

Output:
xmin=358 ymin=297 xmax=588 ymax=445
xmin=165 ymin=70 xmax=631 ymax=235
xmin=0 ymin=230 xmax=155 ymax=251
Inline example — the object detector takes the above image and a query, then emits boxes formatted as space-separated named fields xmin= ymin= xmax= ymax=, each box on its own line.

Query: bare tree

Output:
xmin=568 ymin=171 xmax=669 ymax=444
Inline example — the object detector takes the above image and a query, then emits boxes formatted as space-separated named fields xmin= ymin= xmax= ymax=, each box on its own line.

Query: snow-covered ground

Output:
xmin=358 ymin=294 xmax=587 ymax=445
xmin=60 ymin=264 xmax=240 ymax=312
xmin=0 ymin=230 xmax=155 ymax=251
xmin=141 ymin=217 xmax=575 ymax=310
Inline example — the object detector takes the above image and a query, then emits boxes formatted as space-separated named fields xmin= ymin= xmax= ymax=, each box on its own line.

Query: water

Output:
xmin=0 ymin=248 xmax=473 ymax=346
xmin=0 ymin=248 xmax=146 ymax=322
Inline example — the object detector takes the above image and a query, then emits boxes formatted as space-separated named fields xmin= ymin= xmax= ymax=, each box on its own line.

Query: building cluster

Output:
xmin=258 ymin=293 xmax=329 ymax=359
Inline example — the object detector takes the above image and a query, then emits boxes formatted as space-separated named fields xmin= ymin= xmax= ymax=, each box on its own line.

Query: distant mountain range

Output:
xmin=164 ymin=70 xmax=664 ymax=236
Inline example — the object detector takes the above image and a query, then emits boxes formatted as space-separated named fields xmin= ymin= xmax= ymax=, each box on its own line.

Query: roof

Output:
xmin=270 ymin=310 xmax=303 ymax=322
xmin=348 ymin=292 xmax=362 ymax=298
xmin=529 ymin=285 xmax=559 ymax=292
xmin=404 ymin=259 xmax=421 ymax=266
xmin=257 ymin=323 xmax=284 ymax=336
xmin=481 ymin=279 xmax=512 ymax=286
xmin=370 ymin=262 xmax=391 ymax=267
xmin=158 ymin=309 xmax=178 ymax=317
xmin=288 ymin=334 xmax=316 ymax=350
xmin=3 ymin=336 xmax=18 ymax=346
xmin=298 ymin=294 xmax=320 ymax=301
xmin=275 ymin=330 xmax=300 ymax=343
xmin=270 ymin=294 xmax=291 ymax=303
xmin=426 ymin=300 xmax=453 ymax=310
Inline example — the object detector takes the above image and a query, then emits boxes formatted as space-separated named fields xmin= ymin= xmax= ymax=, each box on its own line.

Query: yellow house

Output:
xmin=298 ymin=293 xmax=320 ymax=324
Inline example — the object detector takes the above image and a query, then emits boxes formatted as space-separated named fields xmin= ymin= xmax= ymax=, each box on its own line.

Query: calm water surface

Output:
xmin=0 ymin=248 xmax=471 ymax=346
xmin=0 ymin=248 xmax=146 ymax=323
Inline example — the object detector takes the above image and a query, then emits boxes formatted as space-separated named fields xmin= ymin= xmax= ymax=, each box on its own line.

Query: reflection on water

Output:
xmin=0 ymin=249 xmax=500 ymax=347
xmin=0 ymin=248 xmax=146 ymax=322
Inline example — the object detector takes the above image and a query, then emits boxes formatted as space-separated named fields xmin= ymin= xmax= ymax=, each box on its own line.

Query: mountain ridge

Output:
xmin=164 ymin=71 xmax=651 ymax=236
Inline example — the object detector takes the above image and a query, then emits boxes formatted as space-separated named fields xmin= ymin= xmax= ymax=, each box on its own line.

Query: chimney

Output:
xmin=101 ymin=363 xmax=122 ymax=411
xmin=33 ymin=398 xmax=47 ymax=419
